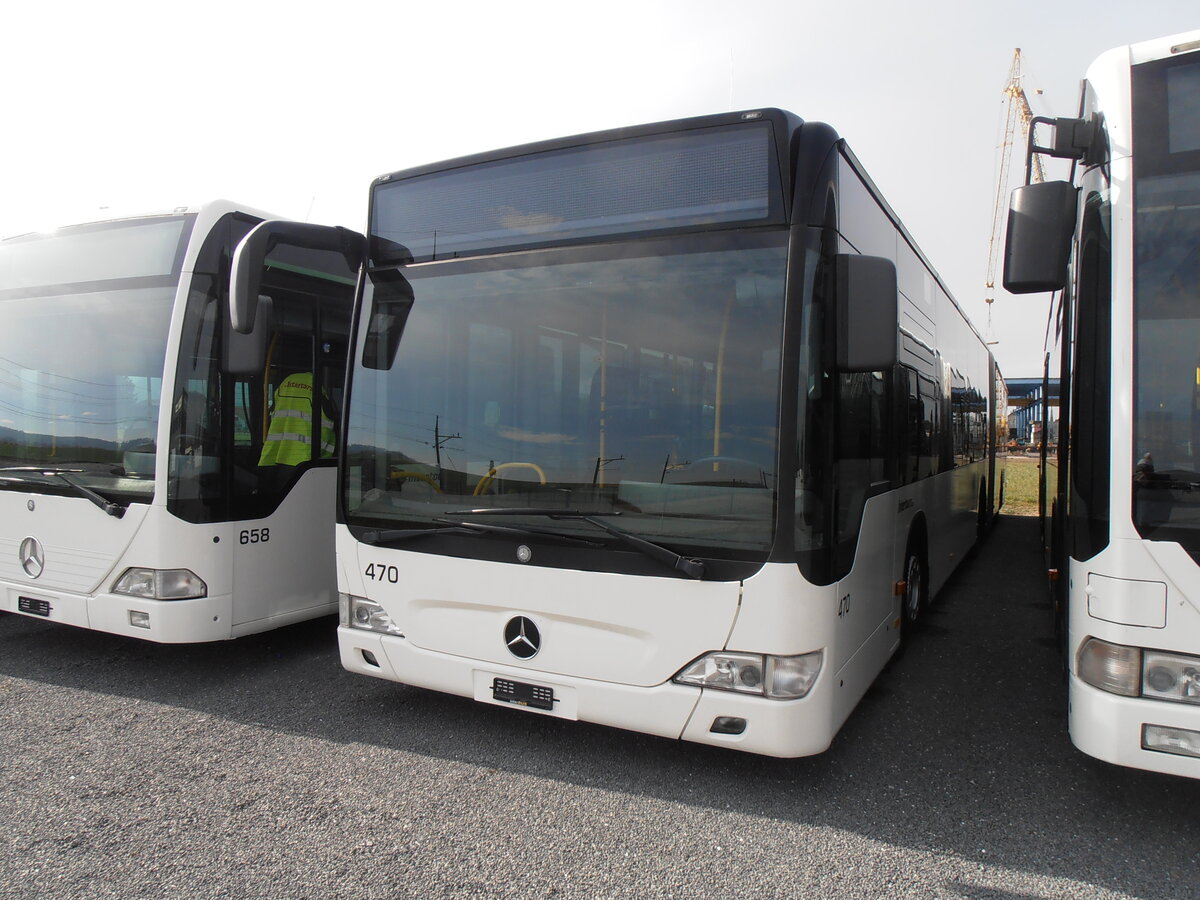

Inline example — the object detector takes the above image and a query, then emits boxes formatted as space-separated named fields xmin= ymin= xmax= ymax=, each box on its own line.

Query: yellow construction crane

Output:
xmin=985 ymin=48 xmax=1045 ymax=312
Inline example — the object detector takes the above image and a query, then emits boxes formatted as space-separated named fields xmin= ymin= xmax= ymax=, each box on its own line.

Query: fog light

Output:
xmin=1077 ymin=637 xmax=1140 ymax=696
xmin=128 ymin=610 xmax=151 ymax=629
xmin=361 ymin=649 xmax=380 ymax=667
xmin=1143 ymin=724 xmax=1200 ymax=759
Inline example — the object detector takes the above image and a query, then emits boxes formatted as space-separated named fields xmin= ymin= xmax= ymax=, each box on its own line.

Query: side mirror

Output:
xmin=224 ymin=295 xmax=274 ymax=376
xmin=836 ymin=253 xmax=898 ymax=372
xmin=1002 ymin=181 xmax=1079 ymax=294
xmin=361 ymin=268 xmax=415 ymax=371
xmin=231 ymin=220 xmax=366 ymax=334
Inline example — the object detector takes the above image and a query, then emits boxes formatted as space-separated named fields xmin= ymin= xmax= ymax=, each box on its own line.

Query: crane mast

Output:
xmin=986 ymin=48 xmax=1045 ymax=309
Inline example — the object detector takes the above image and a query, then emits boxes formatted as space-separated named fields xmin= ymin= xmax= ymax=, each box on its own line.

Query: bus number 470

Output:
xmin=365 ymin=564 xmax=400 ymax=583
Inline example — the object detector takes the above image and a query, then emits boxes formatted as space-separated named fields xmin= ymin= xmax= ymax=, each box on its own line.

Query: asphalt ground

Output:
xmin=1 ymin=514 xmax=1197 ymax=900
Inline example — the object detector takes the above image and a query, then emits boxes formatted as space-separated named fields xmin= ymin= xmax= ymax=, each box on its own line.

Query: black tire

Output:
xmin=900 ymin=549 xmax=926 ymax=638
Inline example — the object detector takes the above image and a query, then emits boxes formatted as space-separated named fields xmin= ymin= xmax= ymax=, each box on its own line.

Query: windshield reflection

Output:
xmin=0 ymin=287 xmax=174 ymax=498
xmin=345 ymin=235 xmax=787 ymax=557
xmin=0 ymin=218 xmax=187 ymax=499
xmin=1133 ymin=170 xmax=1200 ymax=545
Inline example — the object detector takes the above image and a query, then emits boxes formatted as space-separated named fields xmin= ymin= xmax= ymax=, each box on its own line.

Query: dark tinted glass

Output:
xmin=1166 ymin=61 xmax=1200 ymax=154
xmin=371 ymin=124 xmax=781 ymax=262
xmin=1131 ymin=57 xmax=1200 ymax=551
xmin=345 ymin=233 xmax=787 ymax=560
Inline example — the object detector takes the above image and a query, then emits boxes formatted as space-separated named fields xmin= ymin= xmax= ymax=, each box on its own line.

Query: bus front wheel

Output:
xmin=900 ymin=550 xmax=926 ymax=637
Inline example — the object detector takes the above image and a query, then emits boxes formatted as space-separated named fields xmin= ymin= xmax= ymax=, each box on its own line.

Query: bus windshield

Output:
xmin=344 ymin=232 xmax=787 ymax=559
xmin=1132 ymin=58 xmax=1200 ymax=548
xmin=0 ymin=216 xmax=190 ymax=500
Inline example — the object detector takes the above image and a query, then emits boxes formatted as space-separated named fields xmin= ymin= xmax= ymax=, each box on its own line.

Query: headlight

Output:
xmin=1143 ymin=724 xmax=1200 ymax=759
xmin=1077 ymin=637 xmax=1140 ymax=696
xmin=1142 ymin=649 xmax=1200 ymax=706
xmin=112 ymin=567 xmax=206 ymax=600
xmin=674 ymin=650 xmax=822 ymax=699
xmin=344 ymin=594 xmax=403 ymax=636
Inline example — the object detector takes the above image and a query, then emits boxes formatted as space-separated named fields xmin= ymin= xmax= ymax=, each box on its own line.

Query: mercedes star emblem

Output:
xmin=19 ymin=536 xmax=44 ymax=579
xmin=504 ymin=615 xmax=541 ymax=659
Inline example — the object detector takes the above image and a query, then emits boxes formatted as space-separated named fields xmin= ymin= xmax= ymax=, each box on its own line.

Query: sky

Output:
xmin=1 ymin=0 xmax=1196 ymax=378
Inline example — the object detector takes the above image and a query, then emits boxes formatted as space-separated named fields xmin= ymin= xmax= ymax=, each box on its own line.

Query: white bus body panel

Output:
xmin=0 ymin=492 xmax=146 ymax=595
xmin=337 ymin=481 xmax=976 ymax=757
xmin=229 ymin=468 xmax=337 ymax=632
xmin=340 ymin=530 xmax=743 ymax=687
xmin=1069 ymin=538 xmax=1200 ymax=779
xmin=0 ymin=468 xmax=336 ymax=643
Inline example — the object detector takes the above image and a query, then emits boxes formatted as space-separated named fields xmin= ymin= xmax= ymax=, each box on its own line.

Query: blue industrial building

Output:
xmin=1006 ymin=377 xmax=1060 ymax=447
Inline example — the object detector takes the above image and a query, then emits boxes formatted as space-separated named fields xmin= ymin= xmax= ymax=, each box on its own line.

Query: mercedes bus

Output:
xmin=235 ymin=109 xmax=1002 ymax=756
xmin=0 ymin=201 xmax=355 ymax=642
xmin=1004 ymin=30 xmax=1200 ymax=777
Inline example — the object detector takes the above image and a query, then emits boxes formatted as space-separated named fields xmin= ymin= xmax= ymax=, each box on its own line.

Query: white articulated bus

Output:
xmin=0 ymin=201 xmax=355 ymax=642
xmin=236 ymin=110 xmax=1001 ymax=756
xmin=1005 ymin=30 xmax=1200 ymax=777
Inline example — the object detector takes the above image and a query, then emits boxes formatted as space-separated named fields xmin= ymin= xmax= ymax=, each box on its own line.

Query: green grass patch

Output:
xmin=1002 ymin=456 xmax=1042 ymax=516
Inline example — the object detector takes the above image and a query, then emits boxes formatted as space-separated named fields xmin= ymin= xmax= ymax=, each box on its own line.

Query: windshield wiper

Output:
xmin=360 ymin=524 xmax=484 ymax=544
xmin=360 ymin=519 xmax=602 ymax=547
xmin=452 ymin=508 xmax=706 ymax=579
xmin=0 ymin=467 xmax=126 ymax=518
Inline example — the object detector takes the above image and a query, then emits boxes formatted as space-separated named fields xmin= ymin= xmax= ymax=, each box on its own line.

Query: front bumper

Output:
xmin=1069 ymin=673 xmax=1200 ymax=779
xmin=339 ymin=627 xmax=836 ymax=758
xmin=2 ymin=581 xmax=233 ymax=643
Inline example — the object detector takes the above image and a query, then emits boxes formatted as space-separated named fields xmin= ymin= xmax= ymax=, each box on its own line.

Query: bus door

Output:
xmin=224 ymin=228 xmax=358 ymax=625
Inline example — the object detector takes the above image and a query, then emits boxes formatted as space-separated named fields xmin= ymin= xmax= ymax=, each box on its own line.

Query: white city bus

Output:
xmin=0 ymin=201 xmax=355 ymax=642
xmin=1004 ymin=30 xmax=1200 ymax=777
xmin=237 ymin=110 xmax=1002 ymax=756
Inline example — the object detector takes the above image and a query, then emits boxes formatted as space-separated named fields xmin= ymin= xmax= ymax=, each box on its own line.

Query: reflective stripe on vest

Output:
xmin=258 ymin=373 xmax=336 ymax=466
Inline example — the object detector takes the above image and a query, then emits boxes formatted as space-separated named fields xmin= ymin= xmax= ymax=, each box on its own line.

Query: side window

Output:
xmin=919 ymin=370 xmax=940 ymax=479
xmin=838 ymin=157 xmax=896 ymax=262
xmin=951 ymin=370 xmax=968 ymax=468
xmin=834 ymin=370 xmax=888 ymax=554
xmin=795 ymin=232 xmax=834 ymax=576
xmin=900 ymin=366 xmax=921 ymax=484
xmin=169 ymin=214 xmax=258 ymax=523
xmin=1073 ymin=190 xmax=1112 ymax=559
xmin=244 ymin=273 xmax=351 ymax=512
xmin=167 ymin=274 xmax=225 ymax=521
xmin=257 ymin=303 xmax=320 ymax=469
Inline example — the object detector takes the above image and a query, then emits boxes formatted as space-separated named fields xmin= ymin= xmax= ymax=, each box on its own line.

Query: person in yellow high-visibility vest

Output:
xmin=258 ymin=372 xmax=336 ymax=467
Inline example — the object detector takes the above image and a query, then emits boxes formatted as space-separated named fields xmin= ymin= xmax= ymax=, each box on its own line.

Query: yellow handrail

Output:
xmin=473 ymin=462 xmax=548 ymax=496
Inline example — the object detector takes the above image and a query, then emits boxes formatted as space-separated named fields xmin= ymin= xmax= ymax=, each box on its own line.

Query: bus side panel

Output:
xmin=831 ymin=491 xmax=901 ymax=730
xmin=231 ymin=467 xmax=337 ymax=630
xmin=730 ymin=493 xmax=898 ymax=745
xmin=926 ymin=463 xmax=985 ymax=596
